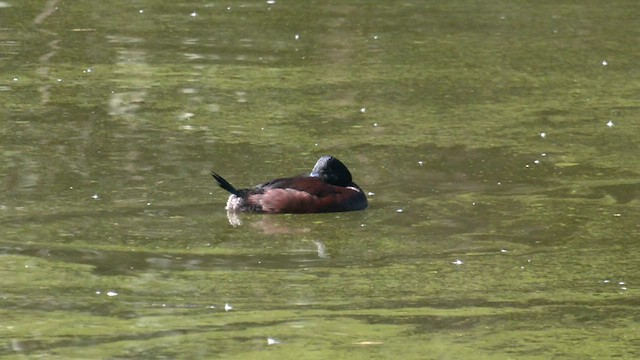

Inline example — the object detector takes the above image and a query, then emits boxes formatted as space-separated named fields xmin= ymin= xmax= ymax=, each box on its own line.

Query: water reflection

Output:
xmin=224 ymin=210 xmax=324 ymax=235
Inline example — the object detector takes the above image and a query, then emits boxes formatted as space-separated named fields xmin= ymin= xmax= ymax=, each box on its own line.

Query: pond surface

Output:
xmin=1 ymin=0 xmax=639 ymax=359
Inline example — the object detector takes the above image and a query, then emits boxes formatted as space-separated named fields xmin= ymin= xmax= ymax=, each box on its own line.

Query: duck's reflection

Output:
xmin=226 ymin=210 xmax=242 ymax=227
xmin=312 ymin=240 xmax=329 ymax=259
xmin=223 ymin=211 xmax=330 ymax=258
xmin=225 ymin=210 xmax=310 ymax=234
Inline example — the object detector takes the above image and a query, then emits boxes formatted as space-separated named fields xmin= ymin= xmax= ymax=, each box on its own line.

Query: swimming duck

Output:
xmin=211 ymin=155 xmax=367 ymax=213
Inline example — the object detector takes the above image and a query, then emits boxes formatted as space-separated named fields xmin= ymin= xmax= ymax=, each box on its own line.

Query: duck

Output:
xmin=211 ymin=155 xmax=368 ymax=213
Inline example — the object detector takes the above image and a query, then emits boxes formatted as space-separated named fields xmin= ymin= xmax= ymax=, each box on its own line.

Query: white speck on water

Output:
xmin=541 ymin=153 xmax=547 ymax=157
xmin=179 ymin=112 xmax=194 ymax=120
xmin=373 ymin=123 xmax=378 ymax=127
xmin=146 ymin=202 xmax=151 ymax=206
xmin=373 ymin=35 xmax=379 ymax=40
xmin=139 ymin=9 xmax=144 ymax=14
xmin=613 ymin=213 xmax=621 ymax=217
xmin=367 ymin=192 xmax=375 ymax=196
xmin=606 ymin=120 xmax=614 ymax=127
xmin=396 ymin=208 xmax=403 ymax=213
xmin=602 ymin=60 xmax=608 ymax=66
xmin=107 ymin=291 xmax=118 ymax=297
xmin=190 ymin=11 xmax=197 ymax=17
xmin=95 ymin=291 xmax=101 ymax=295
xmin=360 ymin=107 xmax=366 ymax=113
xmin=603 ymin=279 xmax=610 ymax=283
xmin=224 ymin=303 xmax=233 ymax=311
xmin=267 ymin=0 xmax=276 ymax=4
xmin=294 ymin=34 xmax=300 ymax=40
xmin=418 ymin=161 xmax=424 ymax=166
xmin=540 ymin=132 xmax=546 ymax=139
xmin=619 ymin=281 xmax=625 ymax=285
xmin=13 ymin=77 xmax=18 ymax=81
xmin=91 ymin=194 xmax=99 ymax=200
xmin=533 ymin=159 xmax=540 ymax=164
xmin=500 ymin=249 xmax=508 ymax=253
xmin=452 ymin=259 xmax=464 ymax=265
xmin=267 ymin=338 xmax=281 ymax=345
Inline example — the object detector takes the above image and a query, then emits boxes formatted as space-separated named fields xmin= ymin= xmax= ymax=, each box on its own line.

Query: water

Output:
xmin=1 ymin=0 xmax=639 ymax=359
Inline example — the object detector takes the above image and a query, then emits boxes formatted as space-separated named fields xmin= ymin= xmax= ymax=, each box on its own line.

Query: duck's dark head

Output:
xmin=309 ymin=155 xmax=353 ymax=186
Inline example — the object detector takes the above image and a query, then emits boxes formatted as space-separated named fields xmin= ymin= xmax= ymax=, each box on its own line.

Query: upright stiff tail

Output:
xmin=211 ymin=172 xmax=240 ymax=196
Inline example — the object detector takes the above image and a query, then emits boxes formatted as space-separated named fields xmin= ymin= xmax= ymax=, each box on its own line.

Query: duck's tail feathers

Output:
xmin=211 ymin=172 xmax=240 ymax=196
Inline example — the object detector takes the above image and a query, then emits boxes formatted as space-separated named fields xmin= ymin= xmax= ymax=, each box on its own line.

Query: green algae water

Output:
xmin=1 ymin=0 xmax=639 ymax=359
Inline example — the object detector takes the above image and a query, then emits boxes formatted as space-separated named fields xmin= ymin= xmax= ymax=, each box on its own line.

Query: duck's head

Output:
xmin=309 ymin=155 xmax=353 ymax=186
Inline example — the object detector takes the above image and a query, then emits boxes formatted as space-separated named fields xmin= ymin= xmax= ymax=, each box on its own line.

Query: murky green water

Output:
xmin=2 ymin=0 xmax=639 ymax=359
